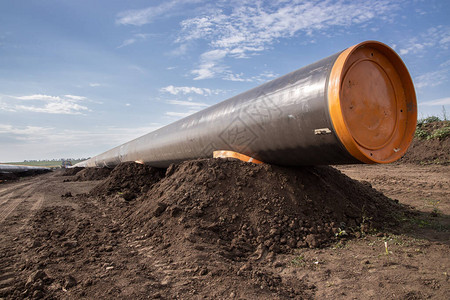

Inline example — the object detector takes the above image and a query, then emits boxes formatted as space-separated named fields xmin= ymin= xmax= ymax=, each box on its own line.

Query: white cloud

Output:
xmin=169 ymin=43 xmax=190 ymax=56
xmin=0 ymin=124 xmax=162 ymax=161
xmin=191 ymin=49 xmax=228 ymax=80
xmin=253 ymin=71 xmax=277 ymax=82
xmin=167 ymin=100 xmax=209 ymax=107
xmin=222 ymin=72 xmax=250 ymax=82
xmin=223 ymin=70 xmax=278 ymax=83
xmin=14 ymin=94 xmax=61 ymax=101
xmin=89 ymin=83 xmax=101 ymax=87
xmin=116 ymin=0 xmax=203 ymax=26
xmin=177 ymin=0 xmax=401 ymax=79
xmin=0 ymin=124 xmax=53 ymax=136
xmin=415 ymin=69 xmax=449 ymax=89
xmin=420 ymin=97 xmax=450 ymax=106
xmin=399 ymin=25 xmax=450 ymax=55
xmin=3 ymin=94 xmax=91 ymax=115
xmin=160 ymin=85 xmax=222 ymax=96
xmin=64 ymin=95 xmax=87 ymax=101
xmin=15 ymin=102 xmax=89 ymax=115
xmin=116 ymin=2 xmax=176 ymax=26
xmin=117 ymin=33 xmax=151 ymax=48
xmin=128 ymin=65 xmax=146 ymax=74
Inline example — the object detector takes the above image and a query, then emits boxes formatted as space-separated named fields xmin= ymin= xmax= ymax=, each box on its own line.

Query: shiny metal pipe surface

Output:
xmin=76 ymin=41 xmax=417 ymax=168
xmin=0 ymin=164 xmax=51 ymax=173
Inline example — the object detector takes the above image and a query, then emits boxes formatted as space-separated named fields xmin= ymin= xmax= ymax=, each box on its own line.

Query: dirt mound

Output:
xmin=9 ymin=160 xmax=447 ymax=299
xmin=0 ymin=169 xmax=51 ymax=183
xmin=71 ymin=167 xmax=112 ymax=181
xmin=401 ymin=120 xmax=450 ymax=165
xmin=0 ymin=172 xmax=20 ymax=182
xmin=62 ymin=167 xmax=84 ymax=176
xmin=111 ymin=159 xmax=404 ymax=258
xmin=89 ymin=162 xmax=165 ymax=198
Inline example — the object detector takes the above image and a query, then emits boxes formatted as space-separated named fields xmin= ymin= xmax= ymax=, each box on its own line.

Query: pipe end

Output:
xmin=328 ymin=41 xmax=417 ymax=164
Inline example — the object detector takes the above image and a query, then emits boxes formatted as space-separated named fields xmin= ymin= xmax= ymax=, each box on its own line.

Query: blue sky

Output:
xmin=0 ymin=0 xmax=449 ymax=162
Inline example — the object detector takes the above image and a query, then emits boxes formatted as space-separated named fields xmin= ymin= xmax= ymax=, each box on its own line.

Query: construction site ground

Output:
xmin=0 ymin=159 xmax=448 ymax=299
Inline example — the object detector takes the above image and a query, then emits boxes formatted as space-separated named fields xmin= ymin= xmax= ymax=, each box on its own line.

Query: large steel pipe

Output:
xmin=76 ymin=41 xmax=417 ymax=168
xmin=0 ymin=164 xmax=51 ymax=173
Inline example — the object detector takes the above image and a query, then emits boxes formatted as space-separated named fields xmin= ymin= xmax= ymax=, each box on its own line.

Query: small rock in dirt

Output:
xmin=62 ymin=240 xmax=78 ymax=249
xmin=169 ymin=205 xmax=182 ymax=217
xmin=122 ymin=191 xmax=136 ymax=201
xmin=32 ymin=290 xmax=44 ymax=299
xmin=274 ymin=261 xmax=285 ymax=268
xmin=253 ymin=244 xmax=267 ymax=260
xmin=153 ymin=202 xmax=168 ymax=217
xmin=165 ymin=164 xmax=176 ymax=177
xmin=30 ymin=240 xmax=41 ymax=248
xmin=305 ymin=234 xmax=322 ymax=248
xmin=160 ymin=278 xmax=170 ymax=286
xmin=237 ymin=262 xmax=252 ymax=276
xmin=63 ymin=275 xmax=77 ymax=289
xmin=83 ymin=279 xmax=93 ymax=287
xmin=28 ymin=270 xmax=48 ymax=284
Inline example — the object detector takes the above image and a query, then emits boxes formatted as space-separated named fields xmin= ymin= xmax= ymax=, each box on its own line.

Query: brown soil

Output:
xmin=0 ymin=159 xmax=448 ymax=299
xmin=89 ymin=162 xmax=165 ymax=197
xmin=0 ymin=169 xmax=51 ymax=183
xmin=66 ymin=167 xmax=112 ymax=182
xmin=61 ymin=167 xmax=84 ymax=177
xmin=401 ymin=120 xmax=450 ymax=165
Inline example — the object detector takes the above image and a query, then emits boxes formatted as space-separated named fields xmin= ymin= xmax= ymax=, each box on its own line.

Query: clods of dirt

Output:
xmin=89 ymin=162 xmax=165 ymax=197
xmin=0 ymin=169 xmax=51 ymax=183
xmin=4 ymin=159 xmax=447 ymax=299
xmin=401 ymin=120 xmax=449 ymax=165
xmin=62 ymin=167 xmax=84 ymax=176
xmin=69 ymin=167 xmax=112 ymax=182
xmin=123 ymin=158 xmax=404 ymax=258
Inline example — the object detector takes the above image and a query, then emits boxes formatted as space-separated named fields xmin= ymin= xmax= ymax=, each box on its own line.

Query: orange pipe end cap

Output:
xmin=328 ymin=41 xmax=417 ymax=164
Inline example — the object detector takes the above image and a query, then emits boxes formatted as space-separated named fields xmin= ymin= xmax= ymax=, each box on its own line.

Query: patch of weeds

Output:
xmin=335 ymin=222 xmax=349 ymax=238
xmin=368 ymin=238 xmax=377 ymax=247
xmin=357 ymin=207 xmax=374 ymax=236
xmin=291 ymin=255 xmax=306 ymax=267
xmin=335 ymin=228 xmax=348 ymax=238
xmin=332 ymin=240 xmax=348 ymax=249
xmin=415 ymin=127 xmax=429 ymax=139
xmin=430 ymin=207 xmax=441 ymax=217
xmin=428 ymin=126 xmax=450 ymax=140
xmin=422 ymin=198 xmax=442 ymax=216
xmin=382 ymin=234 xmax=409 ymax=247
xmin=412 ymin=218 xmax=432 ymax=228
xmin=417 ymin=116 xmax=441 ymax=126
xmin=394 ymin=209 xmax=447 ymax=232
xmin=290 ymin=255 xmax=322 ymax=270
xmin=414 ymin=116 xmax=450 ymax=140
xmin=407 ymin=215 xmax=448 ymax=232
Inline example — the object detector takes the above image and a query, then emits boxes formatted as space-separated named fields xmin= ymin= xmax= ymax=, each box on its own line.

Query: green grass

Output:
xmin=415 ymin=116 xmax=450 ymax=140
xmin=3 ymin=159 xmax=86 ymax=168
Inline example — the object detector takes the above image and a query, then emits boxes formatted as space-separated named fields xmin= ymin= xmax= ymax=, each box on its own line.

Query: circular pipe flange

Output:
xmin=328 ymin=41 xmax=417 ymax=164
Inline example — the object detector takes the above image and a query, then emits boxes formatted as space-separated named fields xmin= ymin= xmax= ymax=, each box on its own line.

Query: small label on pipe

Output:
xmin=314 ymin=128 xmax=332 ymax=135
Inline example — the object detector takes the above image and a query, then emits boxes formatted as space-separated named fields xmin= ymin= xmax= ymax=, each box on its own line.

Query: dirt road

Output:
xmin=0 ymin=163 xmax=448 ymax=299
xmin=0 ymin=172 xmax=98 ymax=298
